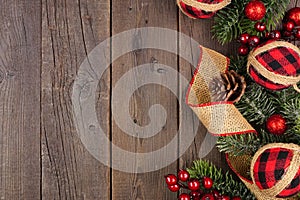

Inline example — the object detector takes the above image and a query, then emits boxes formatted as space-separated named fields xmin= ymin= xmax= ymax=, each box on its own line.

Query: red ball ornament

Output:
xmin=238 ymin=45 xmax=249 ymax=56
xmin=168 ymin=184 xmax=181 ymax=192
xmin=165 ymin=174 xmax=177 ymax=186
xmin=232 ymin=197 xmax=242 ymax=200
xmin=202 ymin=176 xmax=213 ymax=189
xmin=178 ymin=169 xmax=190 ymax=182
xmin=254 ymin=22 xmax=266 ymax=32
xmin=179 ymin=193 xmax=191 ymax=200
xmin=286 ymin=7 xmax=300 ymax=26
xmin=266 ymin=114 xmax=287 ymax=135
xmin=188 ymin=179 xmax=201 ymax=191
xmin=244 ymin=1 xmax=266 ymax=21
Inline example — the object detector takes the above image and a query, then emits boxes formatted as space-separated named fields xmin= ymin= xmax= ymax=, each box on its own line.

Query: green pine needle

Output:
xmin=212 ymin=0 xmax=291 ymax=45
xmin=187 ymin=160 xmax=256 ymax=199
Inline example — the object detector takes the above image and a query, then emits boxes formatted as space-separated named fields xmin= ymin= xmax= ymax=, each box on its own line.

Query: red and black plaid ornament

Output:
xmin=177 ymin=0 xmax=231 ymax=19
xmin=252 ymin=146 xmax=300 ymax=198
xmin=247 ymin=40 xmax=300 ymax=92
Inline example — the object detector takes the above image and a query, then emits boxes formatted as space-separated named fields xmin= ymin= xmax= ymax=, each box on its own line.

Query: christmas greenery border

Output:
xmin=165 ymin=0 xmax=300 ymax=199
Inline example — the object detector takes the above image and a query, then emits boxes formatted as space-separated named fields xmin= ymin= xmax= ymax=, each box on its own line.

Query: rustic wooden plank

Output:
xmin=0 ymin=0 xmax=41 ymax=199
xmin=41 ymin=0 xmax=111 ymax=199
xmin=111 ymin=0 xmax=179 ymax=199
xmin=178 ymin=12 xmax=235 ymax=171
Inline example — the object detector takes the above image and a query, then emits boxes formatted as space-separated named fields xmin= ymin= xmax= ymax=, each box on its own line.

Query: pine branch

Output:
xmin=235 ymin=84 xmax=276 ymax=125
xmin=217 ymin=133 xmax=260 ymax=156
xmin=217 ymin=128 xmax=300 ymax=157
xmin=212 ymin=0 xmax=291 ymax=45
xmin=187 ymin=160 xmax=256 ymax=199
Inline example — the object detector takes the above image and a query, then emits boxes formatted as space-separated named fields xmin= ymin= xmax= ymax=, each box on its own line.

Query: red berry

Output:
xmin=168 ymin=184 xmax=180 ymax=192
xmin=254 ymin=22 xmax=266 ymax=32
xmin=202 ymin=177 xmax=213 ymax=189
xmin=238 ymin=45 xmax=249 ymax=56
xmin=283 ymin=20 xmax=295 ymax=32
xmin=294 ymin=28 xmax=300 ymax=39
xmin=165 ymin=174 xmax=177 ymax=186
xmin=188 ymin=179 xmax=201 ymax=191
xmin=238 ymin=33 xmax=250 ymax=44
xmin=179 ymin=193 xmax=191 ymax=200
xmin=178 ymin=170 xmax=190 ymax=182
xmin=244 ymin=1 xmax=266 ymax=21
xmin=232 ymin=197 xmax=242 ymax=200
xmin=219 ymin=195 xmax=230 ymax=200
xmin=248 ymin=35 xmax=260 ymax=47
xmin=201 ymin=193 xmax=215 ymax=200
xmin=211 ymin=190 xmax=221 ymax=198
xmin=190 ymin=191 xmax=202 ymax=199
xmin=269 ymin=30 xmax=281 ymax=39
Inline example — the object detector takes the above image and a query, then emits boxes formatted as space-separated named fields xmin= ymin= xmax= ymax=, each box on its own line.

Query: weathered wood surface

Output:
xmin=0 ymin=0 xmax=298 ymax=199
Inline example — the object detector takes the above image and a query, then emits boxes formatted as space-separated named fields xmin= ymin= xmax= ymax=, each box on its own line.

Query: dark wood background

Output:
xmin=0 ymin=0 xmax=298 ymax=199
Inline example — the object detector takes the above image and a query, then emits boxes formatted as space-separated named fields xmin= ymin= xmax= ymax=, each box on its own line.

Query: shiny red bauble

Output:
xmin=202 ymin=176 xmax=213 ymax=189
xmin=179 ymin=193 xmax=191 ymax=200
xmin=232 ymin=197 xmax=242 ymax=200
xmin=238 ymin=45 xmax=249 ymax=56
xmin=255 ymin=22 xmax=266 ymax=32
xmin=269 ymin=30 xmax=281 ymax=39
xmin=239 ymin=33 xmax=250 ymax=44
xmin=283 ymin=21 xmax=295 ymax=32
xmin=249 ymin=35 xmax=260 ymax=47
xmin=165 ymin=174 xmax=177 ymax=186
xmin=244 ymin=1 xmax=266 ymax=21
xmin=178 ymin=169 xmax=190 ymax=182
xmin=188 ymin=179 xmax=201 ymax=191
xmin=286 ymin=7 xmax=300 ymax=26
xmin=168 ymin=184 xmax=180 ymax=192
xmin=266 ymin=114 xmax=287 ymax=135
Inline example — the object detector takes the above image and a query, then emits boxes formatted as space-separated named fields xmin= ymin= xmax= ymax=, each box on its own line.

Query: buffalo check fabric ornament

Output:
xmin=247 ymin=40 xmax=300 ymax=93
xmin=177 ymin=0 xmax=231 ymax=19
xmin=227 ymin=143 xmax=300 ymax=200
xmin=252 ymin=146 xmax=300 ymax=198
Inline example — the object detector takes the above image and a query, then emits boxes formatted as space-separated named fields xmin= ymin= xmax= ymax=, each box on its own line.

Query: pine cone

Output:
xmin=209 ymin=70 xmax=246 ymax=103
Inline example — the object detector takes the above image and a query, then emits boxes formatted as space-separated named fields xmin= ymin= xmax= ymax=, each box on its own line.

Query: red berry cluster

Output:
xmin=165 ymin=170 xmax=241 ymax=200
xmin=282 ymin=20 xmax=300 ymax=41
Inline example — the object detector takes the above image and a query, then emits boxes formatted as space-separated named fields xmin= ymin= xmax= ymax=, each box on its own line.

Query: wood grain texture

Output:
xmin=0 ymin=0 xmax=41 ymax=199
xmin=41 ymin=0 xmax=110 ymax=199
xmin=111 ymin=0 xmax=179 ymax=199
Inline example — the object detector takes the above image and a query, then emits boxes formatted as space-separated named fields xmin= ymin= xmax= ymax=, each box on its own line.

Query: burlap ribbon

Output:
xmin=186 ymin=46 xmax=255 ymax=136
xmin=187 ymin=46 xmax=300 ymax=199
xmin=178 ymin=0 xmax=231 ymax=12
xmin=247 ymin=41 xmax=300 ymax=93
